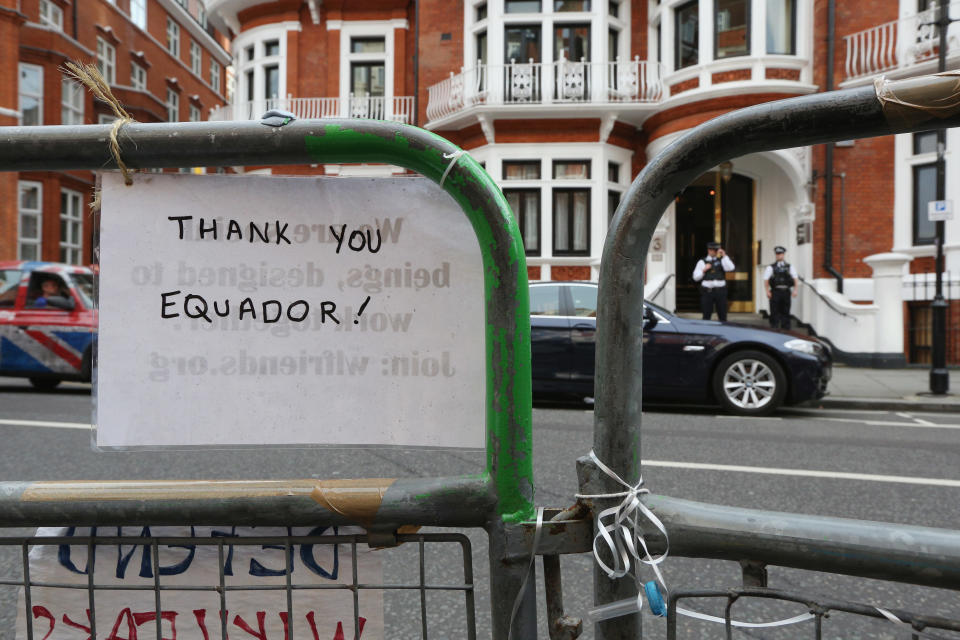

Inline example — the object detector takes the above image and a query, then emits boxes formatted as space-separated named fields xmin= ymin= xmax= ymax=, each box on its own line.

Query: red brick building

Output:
xmin=5 ymin=0 xmax=957 ymax=363
xmin=0 ymin=0 xmax=230 ymax=264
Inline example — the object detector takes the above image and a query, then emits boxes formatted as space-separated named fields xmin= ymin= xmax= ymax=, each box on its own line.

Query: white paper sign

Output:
xmin=97 ymin=174 xmax=485 ymax=448
xmin=17 ymin=526 xmax=383 ymax=640
xmin=928 ymin=199 xmax=954 ymax=221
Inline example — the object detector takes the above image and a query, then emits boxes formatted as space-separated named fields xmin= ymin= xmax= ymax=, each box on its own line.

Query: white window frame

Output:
xmin=18 ymin=181 xmax=43 ymax=261
xmin=190 ymin=40 xmax=202 ymax=75
xmin=893 ymin=130 xmax=958 ymax=254
xmin=130 ymin=0 xmax=146 ymax=29
xmin=654 ymin=0 xmax=810 ymax=76
xmin=189 ymin=103 xmax=201 ymax=122
xmin=98 ymin=113 xmax=117 ymax=124
xmin=338 ymin=22 xmax=395 ymax=106
xmin=60 ymin=188 xmax=83 ymax=265
xmin=18 ymin=63 xmax=43 ymax=126
xmin=167 ymin=18 xmax=181 ymax=58
xmin=38 ymin=0 xmax=63 ymax=30
xmin=166 ymin=88 xmax=179 ymax=122
xmin=463 ymin=1 xmax=628 ymax=71
xmin=61 ymin=78 xmax=84 ymax=125
xmin=96 ymin=37 xmax=116 ymax=85
xmin=131 ymin=62 xmax=147 ymax=91
xmin=233 ymin=24 xmax=291 ymax=109
xmin=468 ymin=142 xmax=631 ymax=280
xmin=209 ymin=60 xmax=221 ymax=92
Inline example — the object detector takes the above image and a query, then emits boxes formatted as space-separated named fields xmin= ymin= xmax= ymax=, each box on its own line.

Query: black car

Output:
xmin=530 ymin=281 xmax=831 ymax=415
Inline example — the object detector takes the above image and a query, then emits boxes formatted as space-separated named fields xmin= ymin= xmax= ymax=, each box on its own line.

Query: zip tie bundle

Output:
xmin=578 ymin=450 xmax=816 ymax=629
xmin=62 ymin=61 xmax=136 ymax=190
xmin=439 ymin=149 xmax=465 ymax=187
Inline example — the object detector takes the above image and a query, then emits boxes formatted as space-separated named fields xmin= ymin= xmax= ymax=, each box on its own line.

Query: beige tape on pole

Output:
xmin=22 ymin=478 xmax=397 ymax=525
xmin=875 ymin=70 xmax=960 ymax=127
xmin=61 ymin=61 xmax=136 ymax=199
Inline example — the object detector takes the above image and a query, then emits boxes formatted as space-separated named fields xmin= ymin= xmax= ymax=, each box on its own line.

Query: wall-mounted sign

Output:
xmin=928 ymin=200 xmax=954 ymax=222
xmin=97 ymin=174 xmax=485 ymax=449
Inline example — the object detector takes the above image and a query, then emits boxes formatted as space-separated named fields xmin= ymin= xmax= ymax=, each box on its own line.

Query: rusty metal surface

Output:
xmin=588 ymin=73 xmax=960 ymax=638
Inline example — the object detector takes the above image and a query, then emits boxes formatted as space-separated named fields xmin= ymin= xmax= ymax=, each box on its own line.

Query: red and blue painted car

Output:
xmin=0 ymin=261 xmax=96 ymax=389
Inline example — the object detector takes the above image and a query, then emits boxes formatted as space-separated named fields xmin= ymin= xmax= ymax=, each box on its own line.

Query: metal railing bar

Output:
xmin=87 ymin=538 xmax=96 ymax=640
xmin=459 ymin=536 xmax=477 ymax=640
xmin=352 ymin=539 xmax=360 ymax=640
xmin=152 ymin=538 xmax=162 ymax=640
xmin=798 ymin=276 xmax=858 ymax=321
xmin=668 ymin=588 xmax=960 ymax=633
xmin=218 ymin=539 xmax=227 ymax=640
xmin=419 ymin=535 xmax=429 ymax=639
xmin=285 ymin=536 xmax=294 ymax=640
xmin=646 ymin=273 xmax=674 ymax=302
xmin=22 ymin=542 xmax=33 ymax=640
xmin=0 ymin=579 xmax=475 ymax=591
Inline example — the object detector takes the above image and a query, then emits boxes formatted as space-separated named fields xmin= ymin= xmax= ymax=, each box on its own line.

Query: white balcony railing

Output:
xmin=426 ymin=57 xmax=663 ymax=122
xmin=209 ymin=94 xmax=415 ymax=123
xmin=843 ymin=3 xmax=960 ymax=82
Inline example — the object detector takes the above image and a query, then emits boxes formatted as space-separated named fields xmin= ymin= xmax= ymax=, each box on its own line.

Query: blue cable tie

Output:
xmin=645 ymin=581 xmax=667 ymax=617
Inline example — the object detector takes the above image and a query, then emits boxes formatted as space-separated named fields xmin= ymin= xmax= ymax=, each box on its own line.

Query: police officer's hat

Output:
xmin=774 ymin=245 xmax=786 ymax=254
xmin=707 ymin=241 xmax=721 ymax=250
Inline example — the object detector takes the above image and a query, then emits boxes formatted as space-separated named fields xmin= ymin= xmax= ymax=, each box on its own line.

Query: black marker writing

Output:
xmin=160 ymin=292 xmax=315 ymax=325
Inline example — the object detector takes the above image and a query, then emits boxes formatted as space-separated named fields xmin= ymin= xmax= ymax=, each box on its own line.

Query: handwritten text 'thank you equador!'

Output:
xmin=166 ymin=216 xmax=403 ymax=253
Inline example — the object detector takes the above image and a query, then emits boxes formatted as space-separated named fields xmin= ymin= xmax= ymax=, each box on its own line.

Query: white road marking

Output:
xmin=643 ymin=460 xmax=960 ymax=488
xmin=818 ymin=416 xmax=960 ymax=430
xmin=0 ymin=418 xmax=89 ymax=430
xmin=785 ymin=407 xmax=891 ymax=416
xmin=895 ymin=412 xmax=936 ymax=426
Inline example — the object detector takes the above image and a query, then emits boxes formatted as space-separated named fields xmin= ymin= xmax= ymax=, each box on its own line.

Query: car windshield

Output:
xmin=70 ymin=273 xmax=95 ymax=308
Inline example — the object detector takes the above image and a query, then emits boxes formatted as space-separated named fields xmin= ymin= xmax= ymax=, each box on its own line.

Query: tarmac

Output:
xmin=818 ymin=366 xmax=960 ymax=412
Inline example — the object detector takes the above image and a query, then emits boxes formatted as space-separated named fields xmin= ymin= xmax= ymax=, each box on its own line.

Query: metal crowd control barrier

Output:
xmin=0 ymin=119 xmax=540 ymax=638
xmin=2 ymin=72 xmax=960 ymax=639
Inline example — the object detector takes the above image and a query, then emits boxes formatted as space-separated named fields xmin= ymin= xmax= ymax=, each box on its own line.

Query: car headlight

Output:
xmin=784 ymin=338 xmax=821 ymax=355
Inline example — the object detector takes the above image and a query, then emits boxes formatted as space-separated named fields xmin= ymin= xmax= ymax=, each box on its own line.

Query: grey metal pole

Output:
xmin=590 ymin=74 xmax=960 ymax=639
xmin=931 ymin=1 xmax=951 ymax=394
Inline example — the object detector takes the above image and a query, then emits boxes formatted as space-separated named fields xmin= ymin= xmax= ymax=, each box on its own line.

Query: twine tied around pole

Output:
xmin=62 ymin=61 xmax=136 ymax=194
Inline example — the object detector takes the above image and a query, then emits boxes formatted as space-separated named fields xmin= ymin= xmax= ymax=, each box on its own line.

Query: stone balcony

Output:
xmin=842 ymin=3 xmax=960 ymax=85
xmin=209 ymin=95 xmax=415 ymax=123
xmin=425 ymin=57 xmax=664 ymax=129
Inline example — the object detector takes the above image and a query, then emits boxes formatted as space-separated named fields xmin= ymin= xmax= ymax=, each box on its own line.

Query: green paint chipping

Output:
xmin=303 ymin=123 xmax=534 ymax=523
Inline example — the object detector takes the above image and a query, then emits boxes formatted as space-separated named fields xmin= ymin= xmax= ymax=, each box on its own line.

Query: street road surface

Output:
xmin=1 ymin=379 xmax=959 ymax=638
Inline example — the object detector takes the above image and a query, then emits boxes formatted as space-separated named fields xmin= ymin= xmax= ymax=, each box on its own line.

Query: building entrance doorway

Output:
xmin=675 ymin=171 xmax=754 ymax=313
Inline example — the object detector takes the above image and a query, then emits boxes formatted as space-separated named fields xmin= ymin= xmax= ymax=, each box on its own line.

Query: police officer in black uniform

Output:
xmin=693 ymin=241 xmax=735 ymax=321
xmin=763 ymin=246 xmax=799 ymax=329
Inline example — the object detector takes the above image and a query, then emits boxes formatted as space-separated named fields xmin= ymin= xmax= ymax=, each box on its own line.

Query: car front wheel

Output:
xmin=713 ymin=350 xmax=786 ymax=416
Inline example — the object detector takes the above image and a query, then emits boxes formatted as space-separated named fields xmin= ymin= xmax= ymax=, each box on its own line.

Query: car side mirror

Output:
xmin=643 ymin=306 xmax=658 ymax=330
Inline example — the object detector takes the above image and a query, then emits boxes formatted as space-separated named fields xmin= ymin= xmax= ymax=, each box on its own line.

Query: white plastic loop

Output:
xmin=507 ymin=506 xmax=544 ymax=640
xmin=439 ymin=149 xmax=465 ymax=187
xmin=575 ymin=450 xmax=669 ymax=584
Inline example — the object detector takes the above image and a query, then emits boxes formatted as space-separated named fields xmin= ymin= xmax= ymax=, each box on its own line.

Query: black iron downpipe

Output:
xmin=823 ymin=0 xmax=844 ymax=293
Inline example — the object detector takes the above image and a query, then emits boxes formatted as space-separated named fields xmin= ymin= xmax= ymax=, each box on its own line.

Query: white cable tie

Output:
xmin=676 ymin=607 xmax=814 ymax=628
xmin=507 ymin=506 xmax=544 ymax=640
xmin=439 ymin=149 xmax=465 ymax=187
xmin=578 ymin=449 xmax=812 ymax=630
xmin=575 ymin=450 xmax=668 ymax=582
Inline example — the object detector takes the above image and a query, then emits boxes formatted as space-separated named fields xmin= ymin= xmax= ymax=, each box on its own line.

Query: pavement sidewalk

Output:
xmin=817 ymin=366 xmax=960 ymax=412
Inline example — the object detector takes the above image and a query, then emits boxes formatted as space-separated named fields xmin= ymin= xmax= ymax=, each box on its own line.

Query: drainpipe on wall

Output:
xmin=413 ymin=0 xmax=419 ymax=127
xmin=823 ymin=0 xmax=844 ymax=293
